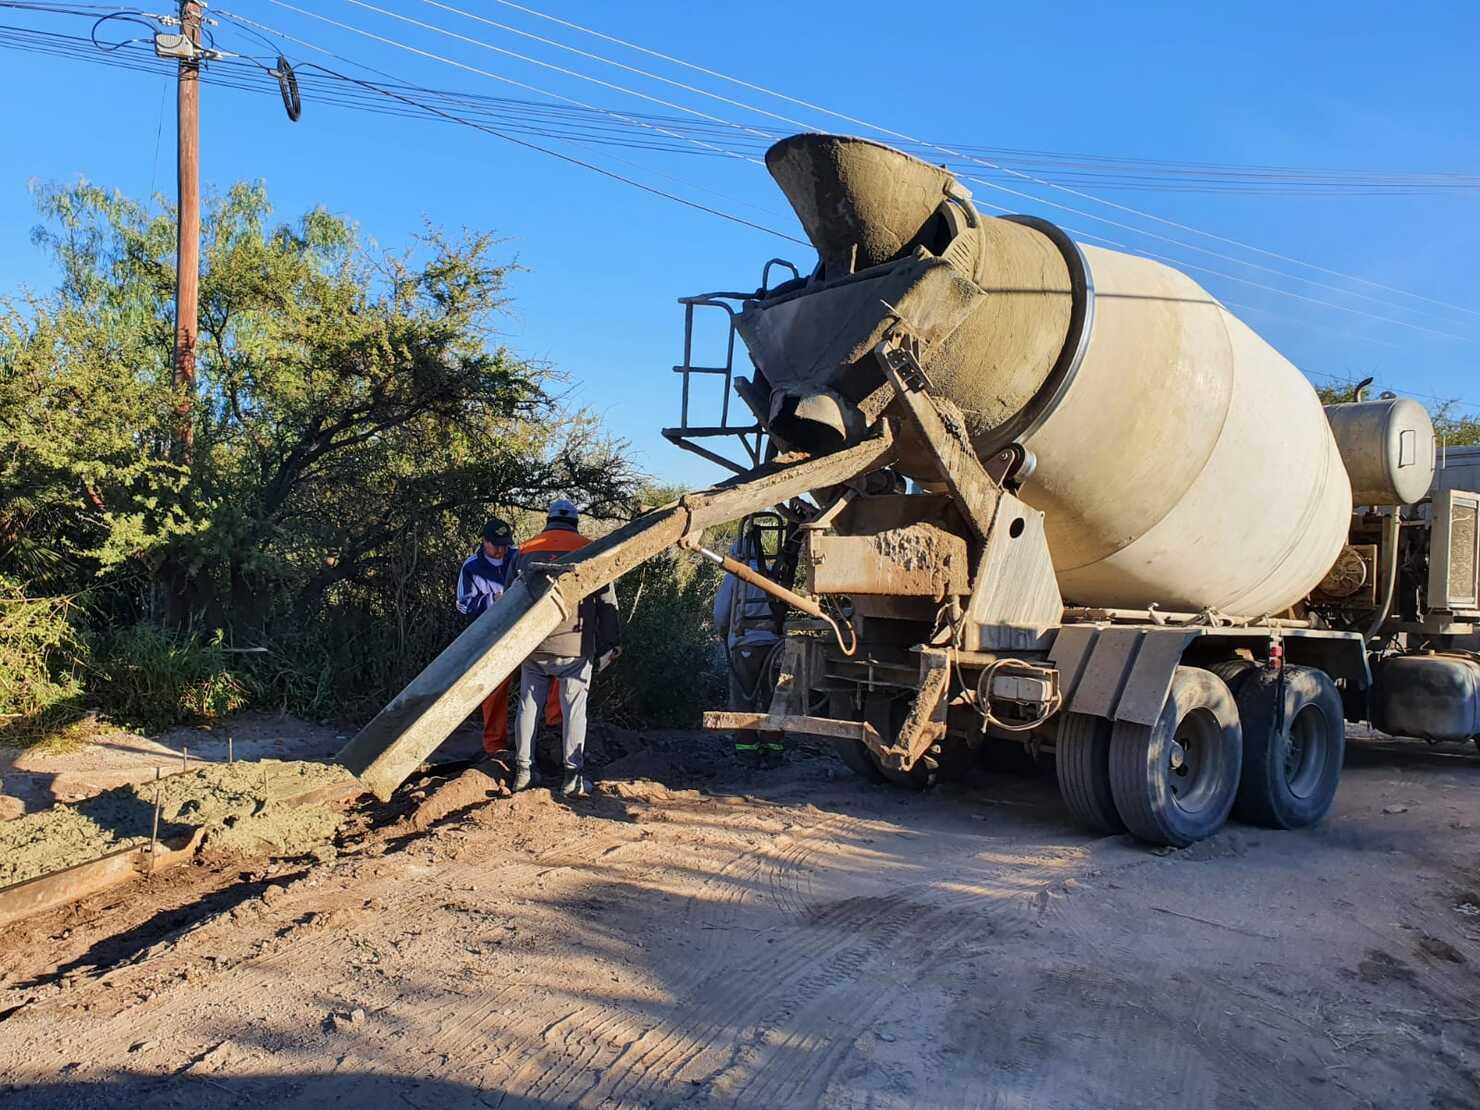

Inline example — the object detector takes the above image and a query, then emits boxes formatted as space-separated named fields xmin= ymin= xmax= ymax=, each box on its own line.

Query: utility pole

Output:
xmin=171 ymin=0 xmax=203 ymax=466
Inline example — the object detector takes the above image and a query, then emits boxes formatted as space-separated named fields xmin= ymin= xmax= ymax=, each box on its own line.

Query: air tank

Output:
xmin=734 ymin=135 xmax=1352 ymax=618
xmin=1323 ymin=397 xmax=1435 ymax=505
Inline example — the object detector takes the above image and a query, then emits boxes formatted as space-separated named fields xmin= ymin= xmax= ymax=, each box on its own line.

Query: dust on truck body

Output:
xmin=671 ymin=133 xmax=1480 ymax=847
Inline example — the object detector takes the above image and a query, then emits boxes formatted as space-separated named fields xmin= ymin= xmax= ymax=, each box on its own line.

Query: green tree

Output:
xmin=0 ymin=181 xmax=641 ymax=724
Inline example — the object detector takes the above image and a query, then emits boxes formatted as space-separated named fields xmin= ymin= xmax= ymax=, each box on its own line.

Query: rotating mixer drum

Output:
xmin=733 ymin=134 xmax=1351 ymax=618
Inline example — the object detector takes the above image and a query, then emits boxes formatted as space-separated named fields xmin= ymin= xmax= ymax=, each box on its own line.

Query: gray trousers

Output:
xmin=515 ymin=654 xmax=592 ymax=772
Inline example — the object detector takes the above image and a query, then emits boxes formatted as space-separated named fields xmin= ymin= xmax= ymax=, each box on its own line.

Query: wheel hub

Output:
xmin=1165 ymin=707 xmax=1223 ymax=813
xmin=1284 ymin=703 xmax=1327 ymax=799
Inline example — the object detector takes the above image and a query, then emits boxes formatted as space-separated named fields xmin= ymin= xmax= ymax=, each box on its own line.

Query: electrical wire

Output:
xmin=252 ymin=1 xmax=1480 ymax=341
xmin=213 ymin=11 xmax=807 ymax=244
xmin=1065 ymin=228 xmax=1478 ymax=344
xmin=959 ymin=192 xmax=1480 ymax=345
xmin=10 ymin=5 xmax=1480 ymax=187
xmin=419 ymin=0 xmax=795 ymax=141
xmin=266 ymin=0 xmax=1480 ymax=341
xmin=483 ymin=0 xmax=1480 ymax=323
xmin=1300 ymin=368 xmax=1480 ymax=414
xmin=276 ymin=0 xmax=766 ymax=167
xmin=427 ymin=3 xmax=1480 ymax=196
xmin=88 ymin=9 xmax=155 ymax=50
xmin=212 ymin=11 xmax=795 ymax=224
xmin=5 ymin=6 xmax=1477 ymax=350
xmin=10 ymin=11 xmax=1477 ymax=190
xmin=0 ymin=16 xmax=797 ymax=224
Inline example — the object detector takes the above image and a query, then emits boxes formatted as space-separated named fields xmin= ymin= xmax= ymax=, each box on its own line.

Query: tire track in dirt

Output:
xmin=502 ymin=834 xmax=1074 ymax=1107
xmin=679 ymin=809 xmax=858 ymax=928
xmin=493 ymin=819 xmax=912 ymax=1101
xmin=719 ymin=880 xmax=1064 ymax=1107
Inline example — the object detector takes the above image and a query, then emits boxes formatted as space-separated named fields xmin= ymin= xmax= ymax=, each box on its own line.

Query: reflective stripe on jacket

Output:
xmin=713 ymin=562 xmax=781 ymax=649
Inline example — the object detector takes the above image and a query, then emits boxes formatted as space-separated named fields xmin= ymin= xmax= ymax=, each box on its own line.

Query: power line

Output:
xmin=6 ymin=7 xmax=1475 ymax=351
xmin=0 ymin=13 xmax=806 ymax=240
xmin=419 ymin=0 xmax=810 ymax=138
xmin=312 ymin=0 xmax=1480 ymax=341
xmin=265 ymin=0 xmax=766 ymax=168
xmin=952 ymin=168 xmax=1480 ymax=336
xmin=1064 ymin=228 xmax=1478 ymax=344
xmin=334 ymin=0 xmax=765 ymax=166
xmin=915 ymin=173 xmax=1480 ymax=346
xmin=11 ymin=10 xmax=1477 ymax=191
xmin=482 ymin=0 xmax=1480 ymax=324
xmin=1221 ymin=302 xmax=1403 ymax=351
xmin=1300 ymin=368 xmax=1480 ymax=414
xmin=211 ymin=9 xmax=807 ymax=246
xmin=427 ymin=1 xmax=1480 ymax=195
xmin=418 ymin=0 xmax=778 ymax=142
xmin=259 ymin=0 xmax=1480 ymax=342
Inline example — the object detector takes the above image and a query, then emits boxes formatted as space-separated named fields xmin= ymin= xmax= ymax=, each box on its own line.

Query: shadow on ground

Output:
xmin=4 ymin=1073 xmax=560 ymax=1110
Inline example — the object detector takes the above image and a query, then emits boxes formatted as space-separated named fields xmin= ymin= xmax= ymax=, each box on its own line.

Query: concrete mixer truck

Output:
xmin=339 ymin=133 xmax=1480 ymax=850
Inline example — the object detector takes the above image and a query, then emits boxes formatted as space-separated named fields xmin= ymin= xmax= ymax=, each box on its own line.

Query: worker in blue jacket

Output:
xmin=457 ymin=518 xmax=522 ymax=755
xmin=457 ymin=518 xmax=517 ymax=620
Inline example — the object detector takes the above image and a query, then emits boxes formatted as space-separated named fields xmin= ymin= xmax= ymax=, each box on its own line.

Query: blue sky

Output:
xmin=1 ymin=0 xmax=1476 ymax=488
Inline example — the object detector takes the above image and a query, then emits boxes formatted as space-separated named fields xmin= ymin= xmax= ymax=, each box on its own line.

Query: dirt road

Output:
xmin=1 ymin=728 xmax=1477 ymax=1108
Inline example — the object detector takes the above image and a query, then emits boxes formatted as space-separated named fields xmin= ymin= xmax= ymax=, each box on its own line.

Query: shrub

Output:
xmin=593 ymin=548 xmax=727 ymax=728
xmin=89 ymin=625 xmax=250 ymax=732
xmin=0 ymin=577 xmax=86 ymax=743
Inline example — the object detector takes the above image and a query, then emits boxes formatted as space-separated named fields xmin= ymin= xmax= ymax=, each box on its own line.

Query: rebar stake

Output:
xmin=149 ymin=766 xmax=162 ymax=868
xmin=227 ymin=736 xmax=234 ymax=763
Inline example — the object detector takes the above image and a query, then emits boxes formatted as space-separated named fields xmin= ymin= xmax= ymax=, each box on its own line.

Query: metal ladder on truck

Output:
xmin=661 ymin=258 xmax=801 ymax=476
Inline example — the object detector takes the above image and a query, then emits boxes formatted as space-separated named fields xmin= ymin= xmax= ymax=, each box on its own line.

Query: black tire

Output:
xmin=1109 ymin=666 xmax=1243 ymax=847
xmin=832 ymin=739 xmax=888 ymax=783
xmin=1208 ymin=657 xmax=1256 ymax=695
xmin=866 ymin=691 xmax=936 ymax=790
xmin=1231 ymin=664 xmax=1345 ymax=829
xmin=826 ymin=693 xmax=887 ymax=783
xmin=1056 ymin=712 xmax=1124 ymax=834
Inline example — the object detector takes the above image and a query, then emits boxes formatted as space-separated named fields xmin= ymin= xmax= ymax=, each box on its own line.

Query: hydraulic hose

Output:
xmin=689 ymin=541 xmax=858 ymax=656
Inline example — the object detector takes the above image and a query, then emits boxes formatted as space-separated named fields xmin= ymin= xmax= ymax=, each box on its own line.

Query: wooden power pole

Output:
xmin=171 ymin=0 xmax=203 ymax=465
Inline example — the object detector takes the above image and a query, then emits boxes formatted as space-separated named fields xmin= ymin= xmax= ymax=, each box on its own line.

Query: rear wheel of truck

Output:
xmin=1208 ymin=657 xmax=1256 ymax=694
xmin=865 ymin=692 xmax=938 ymax=789
xmin=826 ymin=693 xmax=887 ymax=783
xmin=1055 ymin=713 xmax=1124 ymax=834
xmin=1231 ymin=664 xmax=1344 ymax=829
xmin=1109 ymin=666 xmax=1243 ymax=847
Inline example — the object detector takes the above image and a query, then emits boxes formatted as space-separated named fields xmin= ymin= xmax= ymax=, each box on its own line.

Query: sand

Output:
xmin=0 ymin=760 xmax=356 ymax=887
xmin=2 ymin=729 xmax=1478 ymax=1107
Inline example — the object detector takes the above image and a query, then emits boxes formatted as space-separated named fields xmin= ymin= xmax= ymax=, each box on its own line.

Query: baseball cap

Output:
xmin=547 ymin=498 xmax=580 ymax=525
xmin=482 ymin=518 xmax=514 ymax=545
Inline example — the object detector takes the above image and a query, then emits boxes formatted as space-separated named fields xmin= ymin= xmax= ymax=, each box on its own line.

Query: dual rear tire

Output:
xmin=1059 ymin=663 xmax=1345 ymax=847
xmin=1108 ymin=667 xmax=1243 ymax=847
xmin=1225 ymin=664 xmax=1346 ymax=829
